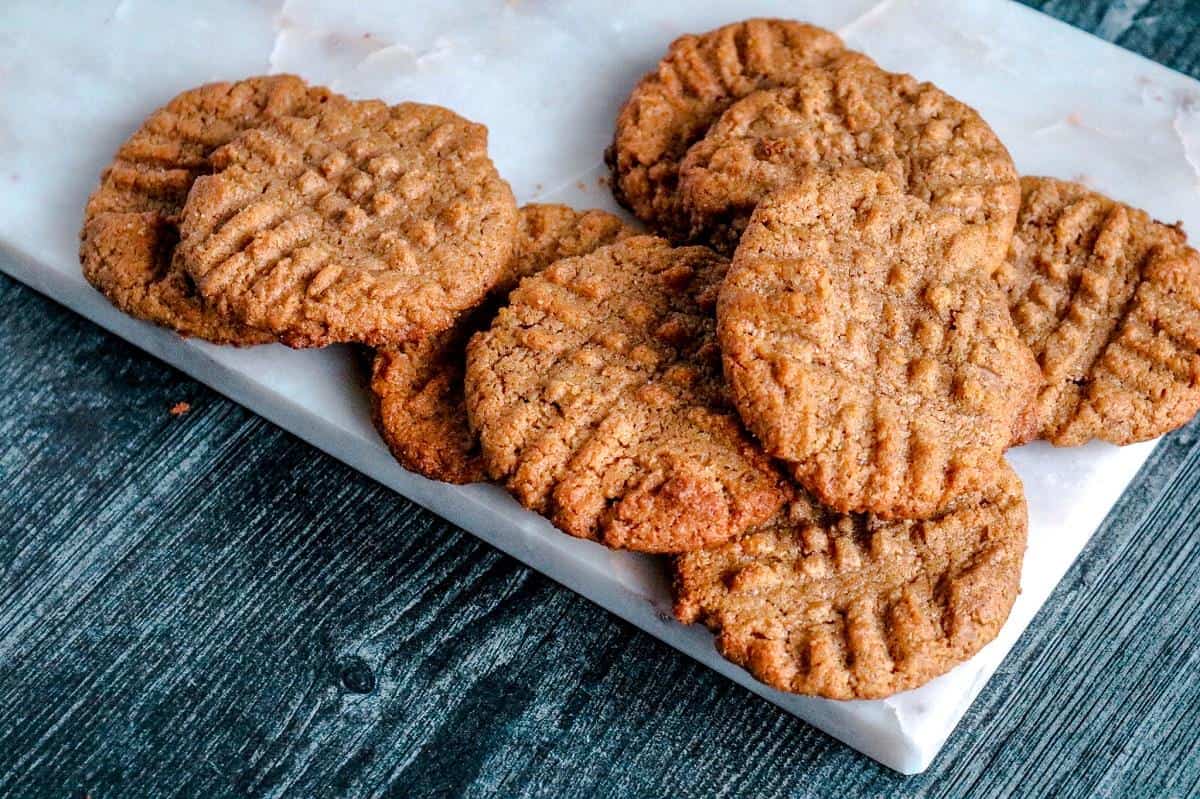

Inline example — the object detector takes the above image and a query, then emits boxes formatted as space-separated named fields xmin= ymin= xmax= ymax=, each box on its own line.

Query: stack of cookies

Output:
xmin=80 ymin=19 xmax=1200 ymax=701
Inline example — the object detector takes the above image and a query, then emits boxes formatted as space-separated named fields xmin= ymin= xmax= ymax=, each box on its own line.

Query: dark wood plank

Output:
xmin=1 ymin=2 xmax=1199 ymax=796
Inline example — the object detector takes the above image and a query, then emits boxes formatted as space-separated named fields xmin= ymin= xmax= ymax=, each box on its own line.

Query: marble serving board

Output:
xmin=0 ymin=0 xmax=1195 ymax=775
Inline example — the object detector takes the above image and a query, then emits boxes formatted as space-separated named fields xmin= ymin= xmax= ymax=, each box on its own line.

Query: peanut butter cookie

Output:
xmin=679 ymin=59 xmax=1020 ymax=256
xmin=465 ymin=236 xmax=787 ymax=552
xmin=606 ymin=18 xmax=851 ymax=241
xmin=371 ymin=204 xmax=635 ymax=484
xmin=1001 ymin=176 xmax=1200 ymax=445
xmin=720 ymin=169 xmax=1039 ymax=519
xmin=80 ymin=75 xmax=342 ymax=344
xmin=673 ymin=462 xmax=1027 ymax=700
xmin=179 ymin=99 xmax=517 ymax=348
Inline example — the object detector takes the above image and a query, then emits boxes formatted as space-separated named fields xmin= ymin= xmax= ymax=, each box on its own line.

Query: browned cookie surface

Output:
xmin=465 ymin=236 xmax=787 ymax=553
xmin=371 ymin=204 xmax=635 ymax=484
xmin=80 ymin=74 xmax=341 ymax=344
xmin=179 ymin=100 xmax=517 ymax=348
xmin=496 ymin=203 xmax=638 ymax=293
xmin=1001 ymin=177 xmax=1200 ymax=446
xmin=679 ymin=59 xmax=1019 ymax=256
xmin=720 ymin=169 xmax=1039 ymax=520
xmin=371 ymin=309 xmax=493 ymax=485
xmin=673 ymin=462 xmax=1027 ymax=700
xmin=606 ymin=18 xmax=849 ymax=241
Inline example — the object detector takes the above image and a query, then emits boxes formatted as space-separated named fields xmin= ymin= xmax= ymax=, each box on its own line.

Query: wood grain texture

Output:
xmin=1 ymin=2 xmax=1199 ymax=796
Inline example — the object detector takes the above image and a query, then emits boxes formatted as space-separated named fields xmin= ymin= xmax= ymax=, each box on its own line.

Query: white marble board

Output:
xmin=1 ymin=0 xmax=1196 ymax=774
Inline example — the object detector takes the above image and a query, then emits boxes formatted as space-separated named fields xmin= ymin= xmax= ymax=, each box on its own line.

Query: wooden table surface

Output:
xmin=3 ymin=2 xmax=1199 ymax=797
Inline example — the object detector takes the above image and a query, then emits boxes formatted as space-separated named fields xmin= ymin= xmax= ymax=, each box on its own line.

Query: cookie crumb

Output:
xmin=169 ymin=401 xmax=191 ymax=416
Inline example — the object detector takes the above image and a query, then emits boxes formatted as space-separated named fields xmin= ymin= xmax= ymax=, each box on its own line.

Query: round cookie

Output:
xmin=678 ymin=59 xmax=1020 ymax=256
xmin=80 ymin=74 xmax=342 ymax=344
xmin=371 ymin=204 xmax=636 ymax=484
xmin=673 ymin=462 xmax=1027 ymax=700
xmin=719 ymin=169 xmax=1040 ymax=520
xmin=1001 ymin=176 xmax=1200 ymax=446
xmin=465 ymin=235 xmax=787 ymax=553
xmin=606 ymin=18 xmax=851 ymax=241
xmin=179 ymin=99 xmax=517 ymax=348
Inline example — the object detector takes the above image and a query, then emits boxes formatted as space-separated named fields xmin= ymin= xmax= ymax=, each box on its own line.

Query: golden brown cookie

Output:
xmin=1001 ymin=177 xmax=1200 ymax=445
xmin=606 ymin=18 xmax=850 ymax=241
xmin=495 ymin=204 xmax=638 ymax=295
xmin=80 ymin=75 xmax=342 ymax=344
xmin=719 ymin=169 xmax=1040 ymax=520
xmin=465 ymin=236 xmax=787 ymax=552
xmin=673 ymin=462 xmax=1027 ymax=700
xmin=679 ymin=58 xmax=1020 ymax=256
xmin=371 ymin=204 xmax=635 ymax=484
xmin=179 ymin=99 xmax=517 ymax=348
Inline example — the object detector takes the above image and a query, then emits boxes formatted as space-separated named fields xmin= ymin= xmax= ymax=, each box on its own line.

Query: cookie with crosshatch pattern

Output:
xmin=673 ymin=462 xmax=1027 ymax=700
xmin=179 ymin=98 xmax=516 ymax=348
xmin=370 ymin=204 xmax=636 ymax=484
xmin=1000 ymin=176 xmax=1200 ymax=446
xmin=719 ymin=169 xmax=1039 ymax=520
xmin=606 ymin=18 xmax=852 ymax=242
xmin=465 ymin=235 xmax=787 ymax=552
xmin=81 ymin=74 xmax=343 ymax=344
xmin=677 ymin=56 xmax=1019 ymax=257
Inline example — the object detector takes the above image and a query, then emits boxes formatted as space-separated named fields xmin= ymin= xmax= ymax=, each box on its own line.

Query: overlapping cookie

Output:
xmin=673 ymin=462 xmax=1027 ymax=700
xmin=607 ymin=18 xmax=852 ymax=241
xmin=80 ymin=75 xmax=343 ymax=344
xmin=678 ymin=57 xmax=1020 ymax=257
xmin=371 ymin=204 xmax=635 ymax=484
xmin=1001 ymin=177 xmax=1200 ymax=446
xmin=179 ymin=99 xmax=517 ymax=348
xmin=465 ymin=236 xmax=787 ymax=553
xmin=719 ymin=169 xmax=1040 ymax=520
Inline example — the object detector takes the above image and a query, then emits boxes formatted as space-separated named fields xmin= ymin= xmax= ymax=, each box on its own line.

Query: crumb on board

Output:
xmin=576 ymin=180 xmax=587 ymax=191
xmin=169 ymin=401 xmax=191 ymax=417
